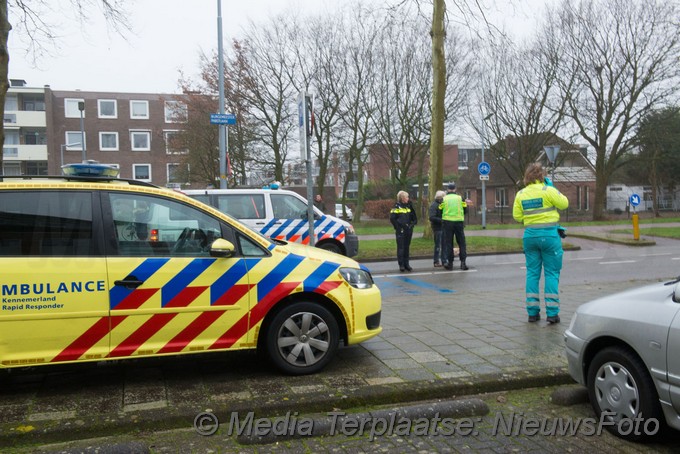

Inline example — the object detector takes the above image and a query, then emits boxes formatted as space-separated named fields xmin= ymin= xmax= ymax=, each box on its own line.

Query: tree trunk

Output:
xmin=428 ymin=0 xmax=445 ymax=215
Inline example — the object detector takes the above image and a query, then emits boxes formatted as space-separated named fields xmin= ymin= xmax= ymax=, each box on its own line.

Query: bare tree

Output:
xmin=551 ymin=0 xmax=680 ymax=220
xmin=238 ymin=16 xmax=298 ymax=183
xmin=288 ymin=13 xmax=345 ymax=197
xmin=478 ymin=32 xmax=567 ymax=187
xmin=0 ymin=0 xmax=131 ymax=173
xmin=335 ymin=3 xmax=382 ymax=221
xmin=372 ymin=14 xmax=432 ymax=192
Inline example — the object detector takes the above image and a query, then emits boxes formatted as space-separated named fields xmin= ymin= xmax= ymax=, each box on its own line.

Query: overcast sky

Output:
xmin=8 ymin=0 xmax=548 ymax=94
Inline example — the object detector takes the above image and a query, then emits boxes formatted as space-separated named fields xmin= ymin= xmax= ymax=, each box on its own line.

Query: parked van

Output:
xmin=0 ymin=163 xmax=381 ymax=375
xmin=184 ymin=188 xmax=359 ymax=257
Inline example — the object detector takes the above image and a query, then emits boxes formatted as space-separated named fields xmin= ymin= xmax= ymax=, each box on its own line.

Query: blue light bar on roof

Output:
xmin=62 ymin=162 xmax=120 ymax=178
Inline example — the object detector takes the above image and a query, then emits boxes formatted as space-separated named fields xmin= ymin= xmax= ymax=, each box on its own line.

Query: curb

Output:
xmin=0 ymin=367 xmax=573 ymax=448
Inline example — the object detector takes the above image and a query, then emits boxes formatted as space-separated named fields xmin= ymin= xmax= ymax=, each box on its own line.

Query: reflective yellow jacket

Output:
xmin=441 ymin=193 xmax=466 ymax=222
xmin=513 ymin=181 xmax=568 ymax=232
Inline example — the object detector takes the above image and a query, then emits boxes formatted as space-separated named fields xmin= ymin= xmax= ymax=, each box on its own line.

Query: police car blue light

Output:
xmin=62 ymin=162 xmax=120 ymax=178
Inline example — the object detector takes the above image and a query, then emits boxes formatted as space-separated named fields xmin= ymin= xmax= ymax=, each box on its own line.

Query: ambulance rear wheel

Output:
xmin=266 ymin=302 xmax=339 ymax=375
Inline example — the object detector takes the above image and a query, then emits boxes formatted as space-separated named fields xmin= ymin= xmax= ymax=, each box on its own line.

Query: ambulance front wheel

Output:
xmin=266 ymin=302 xmax=339 ymax=375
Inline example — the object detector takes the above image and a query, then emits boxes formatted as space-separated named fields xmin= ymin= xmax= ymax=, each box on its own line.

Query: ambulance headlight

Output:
xmin=340 ymin=267 xmax=373 ymax=289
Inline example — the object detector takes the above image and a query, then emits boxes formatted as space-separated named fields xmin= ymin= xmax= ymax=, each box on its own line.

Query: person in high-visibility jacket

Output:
xmin=512 ymin=163 xmax=569 ymax=324
xmin=390 ymin=190 xmax=417 ymax=272
xmin=441 ymin=183 xmax=469 ymax=271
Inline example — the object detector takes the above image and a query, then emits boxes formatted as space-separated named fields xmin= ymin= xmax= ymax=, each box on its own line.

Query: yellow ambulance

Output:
xmin=0 ymin=164 xmax=381 ymax=375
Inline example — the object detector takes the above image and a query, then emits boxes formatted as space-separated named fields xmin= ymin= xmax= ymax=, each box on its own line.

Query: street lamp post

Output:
xmin=60 ymin=142 xmax=81 ymax=170
xmin=543 ymin=145 xmax=560 ymax=182
xmin=78 ymin=101 xmax=86 ymax=162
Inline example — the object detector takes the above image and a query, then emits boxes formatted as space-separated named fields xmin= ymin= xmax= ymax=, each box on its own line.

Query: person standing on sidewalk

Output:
xmin=390 ymin=190 xmax=417 ymax=272
xmin=513 ymin=163 xmax=569 ymax=324
xmin=441 ymin=183 xmax=469 ymax=271
xmin=429 ymin=190 xmax=446 ymax=267
xmin=313 ymin=194 xmax=327 ymax=214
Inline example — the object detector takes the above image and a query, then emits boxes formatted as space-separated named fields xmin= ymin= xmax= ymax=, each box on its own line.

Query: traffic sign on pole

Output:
xmin=478 ymin=161 xmax=490 ymax=176
xmin=629 ymin=194 xmax=641 ymax=207
xmin=210 ymin=113 xmax=236 ymax=125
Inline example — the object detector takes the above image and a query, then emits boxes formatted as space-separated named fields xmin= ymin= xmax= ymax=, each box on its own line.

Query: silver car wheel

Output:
xmin=593 ymin=360 xmax=639 ymax=423
xmin=276 ymin=311 xmax=330 ymax=367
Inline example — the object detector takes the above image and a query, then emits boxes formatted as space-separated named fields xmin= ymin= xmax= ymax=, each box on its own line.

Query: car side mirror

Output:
xmin=674 ymin=282 xmax=680 ymax=303
xmin=210 ymin=238 xmax=235 ymax=258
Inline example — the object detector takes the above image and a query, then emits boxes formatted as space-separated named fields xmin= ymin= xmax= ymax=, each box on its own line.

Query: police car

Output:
xmin=183 ymin=187 xmax=358 ymax=257
xmin=0 ymin=164 xmax=381 ymax=375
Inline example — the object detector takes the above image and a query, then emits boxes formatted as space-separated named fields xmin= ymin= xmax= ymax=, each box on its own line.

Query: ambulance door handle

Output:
xmin=256 ymin=222 xmax=265 ymax=225
xmin=114 ymin=277 xmax=144 ymax=289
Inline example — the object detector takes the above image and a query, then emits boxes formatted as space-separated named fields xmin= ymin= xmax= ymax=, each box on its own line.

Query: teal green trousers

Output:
xmin=523 ymin=235 xmax=563 ymax=317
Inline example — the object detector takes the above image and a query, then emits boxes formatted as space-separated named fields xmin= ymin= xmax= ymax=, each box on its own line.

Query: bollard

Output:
xmin=632 ymin=213 xmax=640 ymax=240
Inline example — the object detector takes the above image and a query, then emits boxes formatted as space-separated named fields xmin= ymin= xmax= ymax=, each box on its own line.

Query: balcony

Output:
xmin=3 ymin=144 xmax=47 ymax=160
xmin=3 ymin=110 xmax=47 ymax=127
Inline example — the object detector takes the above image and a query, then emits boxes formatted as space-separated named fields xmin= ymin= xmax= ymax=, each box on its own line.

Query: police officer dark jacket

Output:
xmin=390 ymin=200 xmax=417 ymax=232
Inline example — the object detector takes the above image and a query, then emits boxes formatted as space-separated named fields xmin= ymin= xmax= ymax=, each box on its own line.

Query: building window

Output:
xmin=130 ymin=131 xmax=151 ymax=151
xmin=65 ymin=131 xmax=85 ymax=150
xmin=99 ymin=132 xmax=119 ymax=151
xmin=24 ymin=130 xmax=47 ymax=145
xmin=458 ymin=149 xmax=469 ymax=169
xmin=133 ymin=164 xmax=151 ymax=182
xmin=65 ymin=98 xmax=85 ymax=118
xmin=495 ymin=188 xmax=508 ymax=207
xmin=164 ymin=101 xmax=188 ymax=123
xmin=167 ymin=163 xmax=189 ymax=184
xmin=25 ymin=161 xmax=48 ymax=176
xmin=164 ymin=130 xmax=187 ymax=154
xmin=130 ymin=100 xmax=149 ymax=119
xmin=98 ymin=99 xmax=117 ymax=118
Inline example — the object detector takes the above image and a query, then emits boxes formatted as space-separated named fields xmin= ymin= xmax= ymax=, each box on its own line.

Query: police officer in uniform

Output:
xmin=441 ymin=183 xmax=469 ymax=271
xmin=512 ymin=163 xmax=569 ymax=324
xmin=390 ymin=190 xmax=417 ymax=272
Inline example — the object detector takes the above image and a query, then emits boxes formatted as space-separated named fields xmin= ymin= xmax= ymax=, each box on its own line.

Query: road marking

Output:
xmin=393 ymin=276 xmax=455 ymax=293
xmin=568 ymin=257 xmax=603 ymax=261
xmin=374 ymin=270 xmax=477 ymax=278
xmin=641 ymin=253 xmax=672 ymax=257
xmin=672 ymin=257 xmax=680 ymax=261
xmin=599 ymin=260 xmax=636 ymax=265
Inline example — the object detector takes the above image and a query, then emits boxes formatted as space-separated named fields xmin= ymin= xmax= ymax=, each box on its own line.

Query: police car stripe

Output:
xmin=269 ymin=218 xmax=295 ymax=239
xmin=285 ymin=219 xmax=308 ymax=240
xmin=259 ymin=218 xmax=279 ymax=235
xmin=162 ymin=259 xmax=214 ymax=307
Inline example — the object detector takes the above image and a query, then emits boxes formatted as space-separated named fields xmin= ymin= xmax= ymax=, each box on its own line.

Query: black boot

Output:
xmin=460 ymin=260 xmax=469 ymax=271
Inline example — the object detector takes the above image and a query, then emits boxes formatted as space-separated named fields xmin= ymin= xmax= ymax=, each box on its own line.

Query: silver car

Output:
xmin=565 ymin=278 xmax=680 ymax=440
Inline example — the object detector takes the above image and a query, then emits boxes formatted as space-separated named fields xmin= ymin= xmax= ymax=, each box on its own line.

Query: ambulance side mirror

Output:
xmin=210 ymin=238 xmax=235 ymax=258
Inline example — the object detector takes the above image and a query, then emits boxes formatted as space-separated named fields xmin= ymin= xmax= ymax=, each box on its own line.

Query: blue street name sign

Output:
xmin=210 ymin=113 xmax=236 ymax=125
xmin=630 ymin=194 xmax=640 ymax=207
xmin=478 ymin=161 xmax=491 ymax=176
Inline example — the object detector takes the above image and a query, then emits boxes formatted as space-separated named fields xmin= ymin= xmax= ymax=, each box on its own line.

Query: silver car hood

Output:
xmin=571 ymin=281 xmax=680 ymax=348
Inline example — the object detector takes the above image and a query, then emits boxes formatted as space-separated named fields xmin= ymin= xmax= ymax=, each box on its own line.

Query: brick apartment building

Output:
xmin=45 ymin=87 xmax=190 ymax=186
